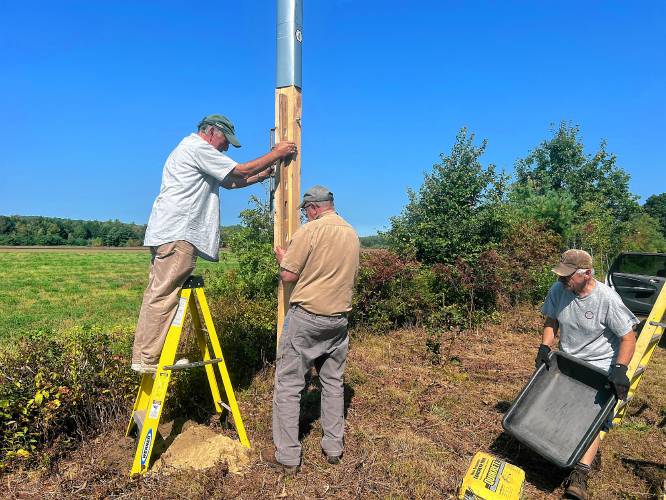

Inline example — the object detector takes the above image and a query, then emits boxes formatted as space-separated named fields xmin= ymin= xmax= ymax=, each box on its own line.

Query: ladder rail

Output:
xmin=600 ymin=283 xmax=666 ymax=439
xmin=189 ymin=293 xmax=225 ymax=415
xmin=195 ymin=287 xmax=251 ymax=448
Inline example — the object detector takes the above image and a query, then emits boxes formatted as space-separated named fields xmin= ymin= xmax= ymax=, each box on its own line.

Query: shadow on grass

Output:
xmin=494 ymin=400 xmax=512 ymax=413
xmin=489 ymin=432 xmax=568 ymax=494
xmin=298 ymin=362 xmax=355 ymax=441
xmin=620 ymin=457 xmax=666 ymax=498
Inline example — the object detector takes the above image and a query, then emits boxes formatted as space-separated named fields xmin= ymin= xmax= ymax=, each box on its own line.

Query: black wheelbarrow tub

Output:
xmin=502 ymin=351 xmax=617 ymax=469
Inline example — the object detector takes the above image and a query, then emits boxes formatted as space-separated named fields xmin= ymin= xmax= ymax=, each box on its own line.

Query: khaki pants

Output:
xmin=132 ymin=240 xmax=197 ymax=365
xmin=272 ymin=306 xmax=349 ymax=466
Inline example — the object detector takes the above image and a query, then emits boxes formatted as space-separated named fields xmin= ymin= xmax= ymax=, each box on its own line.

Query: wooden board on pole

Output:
xmin=274 ymin=86 xmax=302 ymax=340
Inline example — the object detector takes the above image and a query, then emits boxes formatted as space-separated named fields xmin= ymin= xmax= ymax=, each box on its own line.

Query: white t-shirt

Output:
xmin=542 ymin=279 xmax=637 ymax=371
xmin=144 ymin=134 xmax=237 ymax=261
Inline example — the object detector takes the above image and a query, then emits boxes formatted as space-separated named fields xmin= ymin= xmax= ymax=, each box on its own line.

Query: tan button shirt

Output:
xmin=280 ymin=212 xmax=360 ymax=315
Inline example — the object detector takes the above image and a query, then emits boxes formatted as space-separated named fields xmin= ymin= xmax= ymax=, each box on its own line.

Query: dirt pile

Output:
xmin=153 ymin=422 xmax=250 ymax=475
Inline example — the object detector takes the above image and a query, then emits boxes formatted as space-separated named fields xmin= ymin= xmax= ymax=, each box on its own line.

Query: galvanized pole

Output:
xmin=274 ymin=0 xmax=302 ymax=341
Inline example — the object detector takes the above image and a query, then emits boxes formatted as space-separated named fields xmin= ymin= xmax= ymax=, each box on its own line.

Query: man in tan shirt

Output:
xmin=267 ymin=185 xmax=360 ymax=474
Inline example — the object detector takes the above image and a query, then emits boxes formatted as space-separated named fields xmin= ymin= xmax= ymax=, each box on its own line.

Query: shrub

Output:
xmin=0 ymin=328 xmax=135 ymax=470
xmin=205 ymin=269 xmax=278 ymax=386
xmin=351 ymin=250 xmax=435 ymax=332
xmin=386 ymin=128 xmax=508 ymax=265
xmin=495 ymin=219 xmax=563 ymax=303
xmin=351 ymin=249 xmax=509 ymax=333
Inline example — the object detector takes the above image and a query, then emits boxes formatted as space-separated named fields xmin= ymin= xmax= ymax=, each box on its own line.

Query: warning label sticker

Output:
xmin=149 ymin=400 xmax=161 ymax=420
xmin=171 ymin=297 xmax=187 ymax=327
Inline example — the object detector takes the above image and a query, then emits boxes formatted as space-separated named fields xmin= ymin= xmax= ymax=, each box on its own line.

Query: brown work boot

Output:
xmin=259 ymin=446 xmax=300 ymax=476
xmin=322 ymin=449 xmax=342 ymax=465
xmin=563 ymin=464 xmax=590 ymax=500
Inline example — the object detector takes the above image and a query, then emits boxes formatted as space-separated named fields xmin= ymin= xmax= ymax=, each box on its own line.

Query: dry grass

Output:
xmin=4 ymin=305 xmax=665 ymax=499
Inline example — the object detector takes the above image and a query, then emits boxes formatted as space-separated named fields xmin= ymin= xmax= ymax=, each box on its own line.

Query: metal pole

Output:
xmin=276 ymin=0 xmax=303 ymax=89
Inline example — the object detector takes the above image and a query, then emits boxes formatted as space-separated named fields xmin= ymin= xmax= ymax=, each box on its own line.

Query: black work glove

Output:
xmin=535 ymin=344 xmax=552 ymax=368
xmin=608 ymin=364 xmax=630 ymax=400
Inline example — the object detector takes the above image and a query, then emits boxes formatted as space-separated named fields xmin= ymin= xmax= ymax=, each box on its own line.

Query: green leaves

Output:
xmin=510 ymin=122 xmax=661 ymax=271
xmin=644 ymin=193 xmax=666 ymax=237
xmin=386 ymin=128 xmax=507 ymax=265
xmin=513 ymin=123 xmax=640 ymax=220
xmin=0 ymin=328 xmax=135 ymax=471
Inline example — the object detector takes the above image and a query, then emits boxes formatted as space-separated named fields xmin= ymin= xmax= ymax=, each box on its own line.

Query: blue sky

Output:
xmin=1 ymin=1 xmax=664 ymax=236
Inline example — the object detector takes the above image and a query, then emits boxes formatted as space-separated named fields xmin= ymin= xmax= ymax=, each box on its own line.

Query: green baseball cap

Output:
xmin=199 ymin=114 xmax=241 ymax=148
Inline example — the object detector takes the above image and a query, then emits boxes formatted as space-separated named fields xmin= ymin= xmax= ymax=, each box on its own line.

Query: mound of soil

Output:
xmin=153 ymin=422 xmax=250 ymax=475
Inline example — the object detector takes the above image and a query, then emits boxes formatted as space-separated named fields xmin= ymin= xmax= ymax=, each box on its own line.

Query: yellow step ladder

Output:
xmin=601 ymin=282 xmax=666 ymax=438
xmin=125 ymin=275 xmax=250 ymax=476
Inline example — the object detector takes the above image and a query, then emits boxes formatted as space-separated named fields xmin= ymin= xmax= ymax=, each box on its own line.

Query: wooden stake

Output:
xmin=274 ymin=86 xmax=301 ymax=340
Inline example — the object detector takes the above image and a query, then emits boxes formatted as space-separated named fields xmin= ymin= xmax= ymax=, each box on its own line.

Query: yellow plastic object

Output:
xmin=458 ymin=452 xmax=525 ymax=500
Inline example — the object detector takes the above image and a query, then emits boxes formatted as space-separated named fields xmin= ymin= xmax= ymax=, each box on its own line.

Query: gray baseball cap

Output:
xmin=199 ymin=114 xmax=241 ymax=148
xmin=300 ymin=185 xmax=334 ymax=208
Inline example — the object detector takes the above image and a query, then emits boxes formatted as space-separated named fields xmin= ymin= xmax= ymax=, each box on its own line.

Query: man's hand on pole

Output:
xmin=258 ymin=165 xmax=275 ymax=182
xmin=272 ymin=141 xmax=298 ymax=159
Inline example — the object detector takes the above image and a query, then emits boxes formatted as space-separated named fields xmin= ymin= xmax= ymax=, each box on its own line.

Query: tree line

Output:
xmin=0 ymin=216 xmax=146 ymax=247
xmin=0 ymin=216 xmax=243 ymax=248
xmin=386 ymin=122 xmax=666 ymax=272
xmin=3 ymin=122 xmax=664 ymax=259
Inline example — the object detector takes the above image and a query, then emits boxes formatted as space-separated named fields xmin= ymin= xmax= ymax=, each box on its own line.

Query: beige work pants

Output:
xmin=132 ymin=240 xmax=197 ymax=365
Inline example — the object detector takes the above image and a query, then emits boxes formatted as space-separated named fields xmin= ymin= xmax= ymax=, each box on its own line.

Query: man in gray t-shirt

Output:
xmin=541 ymin=277 xmax=637 ymax=372
xmin=536 ymin=249 xmax=637 ymax=500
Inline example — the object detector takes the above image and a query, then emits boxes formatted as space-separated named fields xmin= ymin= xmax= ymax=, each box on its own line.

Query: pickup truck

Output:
xmin=606 ymin=252 xmax=666 ymax=317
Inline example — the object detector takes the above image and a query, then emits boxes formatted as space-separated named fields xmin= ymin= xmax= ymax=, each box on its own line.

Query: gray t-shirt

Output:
xmin=542 ymin=279 xmax=637 ymax=371
xmin=144 ymin=134 xmax=238 ymax=261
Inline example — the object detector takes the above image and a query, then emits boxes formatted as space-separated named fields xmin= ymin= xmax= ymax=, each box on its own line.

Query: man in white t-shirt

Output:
xmin=132 ymin=114 xmax=297 ymax=374
xmin=537 ymin=249 xmax=637 ymax=500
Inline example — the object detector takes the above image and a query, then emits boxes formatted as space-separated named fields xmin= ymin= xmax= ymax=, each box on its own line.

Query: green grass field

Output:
xmin=0 ymin=249 xmax=234 ymax=341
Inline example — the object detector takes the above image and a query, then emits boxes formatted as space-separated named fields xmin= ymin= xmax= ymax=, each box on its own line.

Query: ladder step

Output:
xmin=133 ymin=410 xmax=147 ymax=435
xmin=217 ymin=400 xmax=232 ymax=412
xmin=649 ymin=321 xmax=666 ymax=328
xmin=631 ymin=366 xmax=646 ymax=380
xmin=647 ymin=333 xmax=663 ymax=348
xmin=614 ymin=397 xmax=632 ymax=415
xmin=163 ymin=358 xmax=224 ymax=371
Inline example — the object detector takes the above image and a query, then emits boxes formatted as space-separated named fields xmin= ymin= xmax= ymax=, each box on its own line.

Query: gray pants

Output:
xmin=273 ymin=306 xmax=349 ymax=466
xmin=132 ymin=240 xmax=197 ymax=365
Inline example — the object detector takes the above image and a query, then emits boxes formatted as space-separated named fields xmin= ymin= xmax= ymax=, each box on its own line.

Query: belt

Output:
xmin=291 ymin=304 xmax=348 ymax=318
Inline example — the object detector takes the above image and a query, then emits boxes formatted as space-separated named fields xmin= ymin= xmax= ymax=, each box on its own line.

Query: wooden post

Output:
xmin=274 ymin=0 xmax=302 ymax=341
xmin=274 ymin=88 xmax=301 ymax=339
